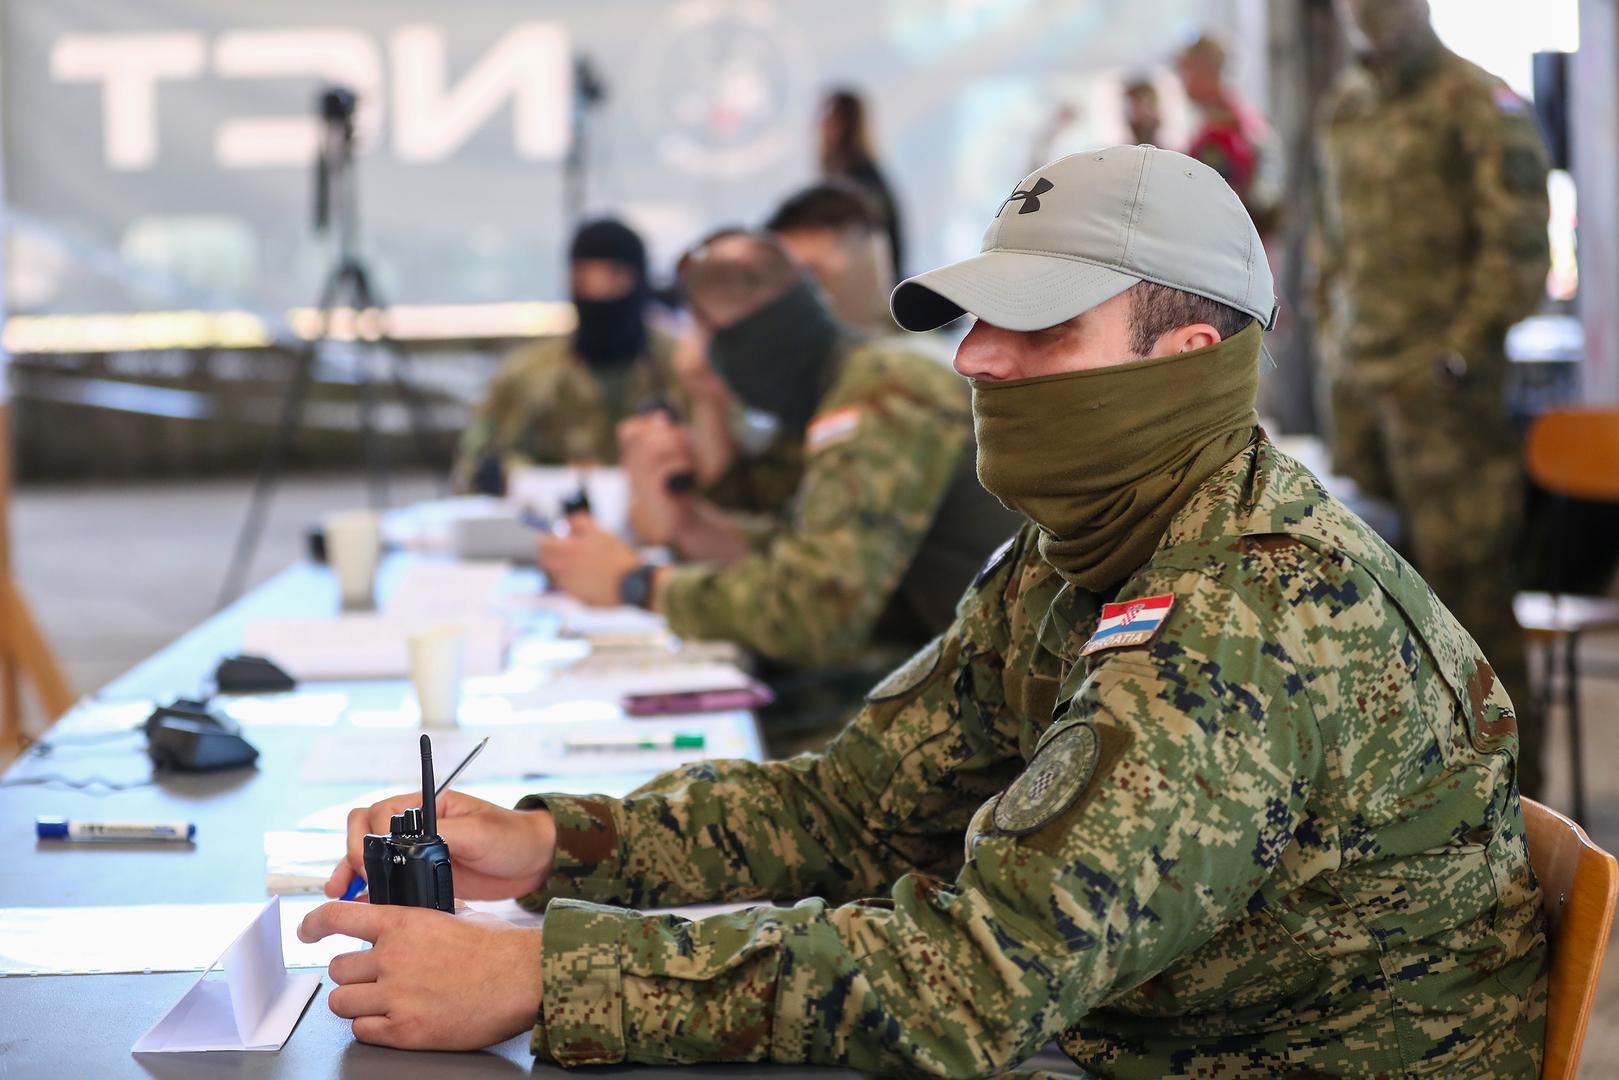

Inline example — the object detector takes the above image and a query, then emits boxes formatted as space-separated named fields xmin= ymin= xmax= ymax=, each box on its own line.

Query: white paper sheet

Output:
xmin=297 ymin=714 xmax=756 ymax=784
xmin=241 ymin=615 xmax=506 ymax=680
xmin=519 ymin=594 xmax=668 ymax=641
xmin=3 ymin=893 xmax=770 ymax=987
xmin=384 ymin=561 xmax=510 ymax=618
xmin=131 ymin=898 xmax=321 ymax=1053
xmin=0 ymin=897 xmax=361 ymax=976
xmin=494 ymin=662 xmax=754 ymax=713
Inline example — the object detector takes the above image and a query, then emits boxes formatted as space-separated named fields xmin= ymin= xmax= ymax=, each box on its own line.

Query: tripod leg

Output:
xmin=356 ymin=342 xmax=390 ymax=510
xmin=382 ymin=341 xmax=445 ymax=490
xmin=216 ymin=339 xmax=320 ymax=608
xmin=341 ymin=265 xmax=391 ymax=510
xmin=349 ymin=267 xmax=445 ymax=491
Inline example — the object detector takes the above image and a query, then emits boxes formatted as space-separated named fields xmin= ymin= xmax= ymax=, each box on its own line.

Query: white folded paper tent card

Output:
xmin=131 ymin=897 xmax=321 ymax=1054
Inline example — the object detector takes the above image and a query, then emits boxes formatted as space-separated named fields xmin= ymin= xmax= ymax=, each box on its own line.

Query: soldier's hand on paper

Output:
xmin=535 ymin=514 xmax=640 ymax=607
xmin=299 ymin=901 xmax=543 ymax=1050
xmin=324 ymin=789 xmax=557 ymax=902
xmin=619 ymin=412 xmax=697 ymax=545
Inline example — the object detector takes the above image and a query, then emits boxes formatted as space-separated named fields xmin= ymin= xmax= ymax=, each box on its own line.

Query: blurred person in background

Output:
xmin=766 ymin=180 xmax=895 ymax=337
xmin=1314 ymin=0 xmax=1551 ymax=794
xmin=1028 ymin=100 xmax=1084 ymax=175
xmin=538 ymin=230 xmax=1017 ymax=751
xmin=818 ymin=87 xmax=905 ymax=280
xmin=1122 ymin=76 xmax=1162 ymax=146
xmin=1176 ymin=34 xmax=1284 ymax=236
xmin=452 ymin=219 xmax=678 ymax=493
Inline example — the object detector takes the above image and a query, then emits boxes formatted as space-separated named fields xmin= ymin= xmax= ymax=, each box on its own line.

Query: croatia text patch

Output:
xmin=1079 ymin=594 xmax=1175 ymax=656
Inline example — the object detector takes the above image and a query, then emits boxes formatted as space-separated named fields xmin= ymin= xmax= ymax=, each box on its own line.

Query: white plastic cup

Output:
xmin=408 ymin=626 xmax=465 ymax=728
xmin=324 ymin=509 xmax=381 ymax=610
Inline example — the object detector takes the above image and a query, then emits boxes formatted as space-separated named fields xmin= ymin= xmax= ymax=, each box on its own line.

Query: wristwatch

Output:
xmin=618 ymin=564 xmax=657 ymax=609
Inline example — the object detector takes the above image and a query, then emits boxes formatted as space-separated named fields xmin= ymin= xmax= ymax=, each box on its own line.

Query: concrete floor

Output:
xmin=8 ymin=470 xmax=1619 ymax=1075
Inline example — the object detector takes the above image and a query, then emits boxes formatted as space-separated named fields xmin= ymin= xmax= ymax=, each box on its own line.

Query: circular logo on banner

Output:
xmin=993 ymin=722 xmax=1100 ymax=836
xmin=634 ymin=0 xmax=817 ymax=178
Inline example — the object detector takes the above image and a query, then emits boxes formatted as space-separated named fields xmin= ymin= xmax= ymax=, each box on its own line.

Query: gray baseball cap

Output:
xmin=891 ymin=145 xmax=1278 ymax=333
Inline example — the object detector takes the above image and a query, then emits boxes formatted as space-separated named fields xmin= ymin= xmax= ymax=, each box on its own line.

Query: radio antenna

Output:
xmin=419 ymin=734 xmax=437 ymax=836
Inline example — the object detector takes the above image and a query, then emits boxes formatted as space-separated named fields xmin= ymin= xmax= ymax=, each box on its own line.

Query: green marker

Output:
xmin=561 ymin=733 xmax=705 ymax=753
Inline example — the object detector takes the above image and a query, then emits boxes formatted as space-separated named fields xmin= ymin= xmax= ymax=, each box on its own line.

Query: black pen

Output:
xmin=435 ymin=735 xmax=489 ymax=795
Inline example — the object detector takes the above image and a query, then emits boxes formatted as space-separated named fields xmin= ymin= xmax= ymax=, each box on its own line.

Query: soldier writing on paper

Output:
xmin=303 ymin=147 xmax=1545 ymax=1078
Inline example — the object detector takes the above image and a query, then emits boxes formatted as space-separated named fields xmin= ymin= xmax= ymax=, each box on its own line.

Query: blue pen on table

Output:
xmin=36 ymin=817 xmax=195 ymax=842
xmin=340 ymin=735 xmax=489 ymax=902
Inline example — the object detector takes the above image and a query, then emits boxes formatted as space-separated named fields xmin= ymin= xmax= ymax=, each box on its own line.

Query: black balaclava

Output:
xmin=570 ymin=218 xmax=650 ymax=368
xmin=706 ymin=281 xmax=842 ymax=438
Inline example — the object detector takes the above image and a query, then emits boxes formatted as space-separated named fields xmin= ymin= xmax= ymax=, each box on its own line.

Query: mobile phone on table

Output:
xmin=623 ymin=683 xmax=775 ymax=716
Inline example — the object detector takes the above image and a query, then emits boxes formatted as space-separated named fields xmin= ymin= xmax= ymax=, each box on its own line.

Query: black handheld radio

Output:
xmin=361 ymin=734 xmax=455 ymax=912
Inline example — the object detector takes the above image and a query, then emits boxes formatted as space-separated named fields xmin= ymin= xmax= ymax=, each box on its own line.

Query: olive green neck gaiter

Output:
xmin=971 ymin=320 xmax=1261 ymax=592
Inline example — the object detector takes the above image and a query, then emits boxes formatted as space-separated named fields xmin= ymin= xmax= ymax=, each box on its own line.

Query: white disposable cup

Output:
xmin=324 ymin=509 xmax=381 ymax=610
xmin=408 ymin=626 xmax=465 ymax=728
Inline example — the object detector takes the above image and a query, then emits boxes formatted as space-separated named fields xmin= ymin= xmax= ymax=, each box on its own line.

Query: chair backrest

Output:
xmin=1524 ymin=408 xmax=1619 ymax=502
xmin=1521 ymin=796 xmax=1619 ymax=1080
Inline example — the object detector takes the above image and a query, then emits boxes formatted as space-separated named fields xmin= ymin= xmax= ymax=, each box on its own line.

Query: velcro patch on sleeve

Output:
xmin=992 ymin=722 xmax=1100 ymax=835
xmin=1078 ymin=594 xmax=1175 ymax=656
xmin=806 ymin=407 xmax=861 ymax=452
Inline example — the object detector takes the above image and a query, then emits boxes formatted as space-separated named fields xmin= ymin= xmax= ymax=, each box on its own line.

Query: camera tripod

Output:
xmin=215 ymin=87 xmax=442 ymax=609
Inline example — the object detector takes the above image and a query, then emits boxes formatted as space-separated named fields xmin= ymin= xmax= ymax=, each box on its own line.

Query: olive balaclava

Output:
xmin=889 ymin=146 xmax=1278 ymax=591
xmin=970 ymin=320 xmax=1260 ymax=591
xmin=569 ymin=219 xmax=650 ymax=368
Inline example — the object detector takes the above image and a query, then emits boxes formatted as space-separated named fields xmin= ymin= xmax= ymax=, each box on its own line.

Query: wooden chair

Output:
xmin=1515 ymin=408 xmax=1619 ymax=822
xmin=0 ymin=399 xmax=76 ymax=748
xmin=1522 ymin=796 xmax=1619 ymax=1080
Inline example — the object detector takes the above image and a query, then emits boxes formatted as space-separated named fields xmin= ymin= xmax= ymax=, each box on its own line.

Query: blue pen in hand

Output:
xmin=341 ymin=875 xmax=366 ymax=901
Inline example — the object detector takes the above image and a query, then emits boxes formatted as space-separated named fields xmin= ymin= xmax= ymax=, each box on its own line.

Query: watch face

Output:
xmin=620 ymin=565 xmax=653 ymax=608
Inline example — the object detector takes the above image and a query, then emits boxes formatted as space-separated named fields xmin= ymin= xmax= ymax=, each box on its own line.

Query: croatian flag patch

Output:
xmin=1079 ymin=594 xmax=1175 ymax=656
xmin=807 ymin=407 xmax=862 ymax=451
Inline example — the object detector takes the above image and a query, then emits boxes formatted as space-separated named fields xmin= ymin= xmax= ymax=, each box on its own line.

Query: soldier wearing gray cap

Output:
xmin=302 ymin=146 xmax=1546 ymax=1079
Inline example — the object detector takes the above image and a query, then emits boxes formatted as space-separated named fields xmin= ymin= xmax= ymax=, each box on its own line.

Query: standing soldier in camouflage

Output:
xmin=451 ymin=219 xmax=682 ymax=493
xmin=536 ymin=230 xmax=1018 ymax=746
xmin=1315 ymin=0 xmax=1551 ymax=793
xmin=307 ymin=148 xmax=1546 ymax=1077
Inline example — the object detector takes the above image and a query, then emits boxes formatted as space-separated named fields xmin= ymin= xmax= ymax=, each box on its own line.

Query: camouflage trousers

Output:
xmin=1327 ymin=359 xmax=1542 ymax=796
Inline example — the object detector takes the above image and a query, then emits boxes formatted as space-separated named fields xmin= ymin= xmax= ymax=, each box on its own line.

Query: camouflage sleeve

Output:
xmin=657 ymin=388 xmax=971 ymax=666
xmin=531 ymin=570 xmax=1323 ymax=1074
xmin=451 ymin=395 xmax=509 ymax=494
xmin=513 ymin=535 xmax=1029 ymax=915
xmin=452 ymin=347 xmax=539 ymax=493
xmin=701 ymin=434 xmax=807 ymax=517
xmin=1448 ymin=83 xmax=1551 ymax=356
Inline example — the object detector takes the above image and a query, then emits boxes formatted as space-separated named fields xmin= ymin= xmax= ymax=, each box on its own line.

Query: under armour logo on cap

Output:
xmin=997 ymin=176 xmax=1053 ymax=217
xmin=890 ymin=146 xmax=1279 ymax=334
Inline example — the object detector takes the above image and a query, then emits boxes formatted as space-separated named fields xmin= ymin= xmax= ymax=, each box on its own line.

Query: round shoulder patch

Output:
xmin=866 ymin=635 xmax=946 ymax=703
xmin=992 ymin=723 xmax=1100 ymax=836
